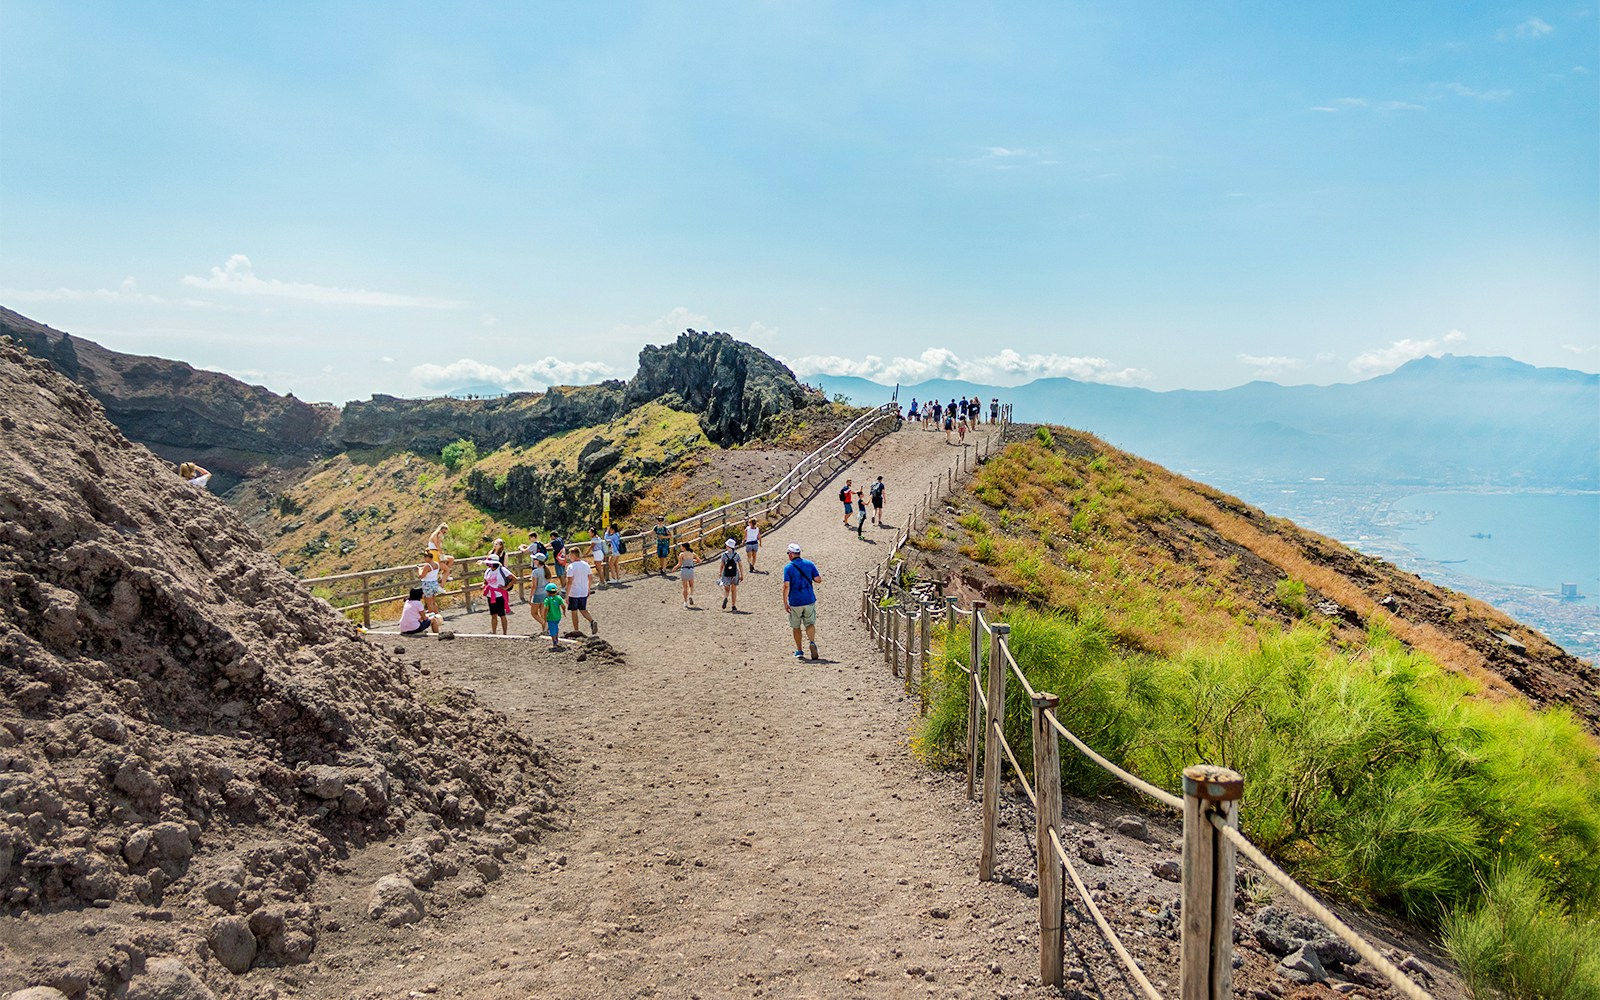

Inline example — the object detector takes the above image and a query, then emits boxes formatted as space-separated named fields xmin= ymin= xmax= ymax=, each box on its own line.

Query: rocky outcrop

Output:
xmin=336 ymin=382 xmax=626 ymax=453
xmin=625 ymin=330 xmax=823 ymax=445
xmin=0 ymin=340 xmax=555 ymax=990
xmin=2 ymin=309 xmax=337 ymax=484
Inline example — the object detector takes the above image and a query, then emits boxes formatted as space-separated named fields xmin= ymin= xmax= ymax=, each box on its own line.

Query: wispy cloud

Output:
xmin=785 ymin=347 xmax=1148 ymax=387
xmin=181 ymin=254 xmax=466 ymax=309
xmin=1561 ymin=343 xmax=1598 ymax=355
xmin=1510 ymin=17 xmax=1553 ymax=39
xmin=609 ymin=307 xmax=778 ymax=348
xmin=1349 ymin=330 xmax=1468 ymax=377
xmin=1238 ymin=354 xmax=1307 ymax=378
xmin=962 ymin=146 xmax=1057 ymax=169
xmin=1309 ymin=96 xmax=1426 ymax=113
xmin=1440 ymin=82 xmax=1512 ymax=101
xmin=411 ymin=357 xmax=618 ymax=392
xmin=0 ymin=276 xmax=226 ymax=309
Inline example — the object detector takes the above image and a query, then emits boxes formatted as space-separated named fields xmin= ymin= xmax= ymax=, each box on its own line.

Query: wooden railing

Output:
xmin=858 ymin=409 xmax=1435 ymax=1000
xmin=303 ymin=403 xmax=903 ymax=626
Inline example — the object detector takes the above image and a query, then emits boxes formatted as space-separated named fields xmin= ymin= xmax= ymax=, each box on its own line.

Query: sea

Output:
xmin=1212 ymin=481 xmax=1600 ymax=663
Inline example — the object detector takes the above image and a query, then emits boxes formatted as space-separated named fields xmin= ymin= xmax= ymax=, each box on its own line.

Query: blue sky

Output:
xmin=2 ymin=2 xmax=1595 ymax=400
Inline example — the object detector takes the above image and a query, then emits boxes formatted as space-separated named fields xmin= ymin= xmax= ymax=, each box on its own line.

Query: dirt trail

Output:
xmin=275 ymin=421 xmax=1117 ymax=999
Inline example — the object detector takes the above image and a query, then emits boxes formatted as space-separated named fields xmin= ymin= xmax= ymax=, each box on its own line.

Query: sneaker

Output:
xmin=793 ymin=649 xmax=805 ymax=659
xmin=589 ymin=620 xmax=599 ymax=636
xmin=722 ymin=596 xmax=728 ymax=609
xmin=809 ymin=642 xmax=819 ymax=661
xmin=731 ymin=605 xmax=738 ymax=613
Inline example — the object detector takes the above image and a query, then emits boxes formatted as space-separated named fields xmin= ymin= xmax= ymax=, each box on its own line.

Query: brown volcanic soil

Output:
xmin=0 ymin=340 xmax=556 ymax=998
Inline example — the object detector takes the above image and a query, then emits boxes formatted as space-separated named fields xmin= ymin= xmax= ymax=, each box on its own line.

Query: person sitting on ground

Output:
xmin=540 ymin=583 xmax=564 ymax=651
xmin=398 ymin=587 xmax=440 ymax=635
xmin=176 ymin=461 xmax=213 ymax=489
xmin=719 ymin=538 xmax=744 ymax=612
xmin=744 ymin=518 xmax=761 ymax=572
xmin=482 ymin=555 xmax=515 ymax=635
xmin=677 ymin=543 xmax=697 ymax=608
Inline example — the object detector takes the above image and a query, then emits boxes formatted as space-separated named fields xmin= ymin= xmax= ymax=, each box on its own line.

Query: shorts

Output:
xmin=567 ymin=595 xmax=588 ymax=612
xmin=553 ymin=563 xmax=566 ymax=579
xmin=787 ymin=604 xmax=817 ymax=628
xmin=681 ymin=565 xmax=694 ymax=581
xmin=842 ymin=502 xmax=853 ymax=516
xmin=547 ymin=620 xmax=560 ymax=639
xmin=402 ymin=621 xmax=431 ymax=636
xmin=488 ymin=596 xmax=508 ymax=616
xmin=870 ymin=497 xmax=882 ymax=509
xmin=721 ymin=575 xmax=739 ymax=588
xmin=745 ymin=542 xmax=758 ymax=553
xmin=656 ymin=542 xmax=670 ymax=558
xmin=421 ymin=580 xmax=442 ymax=597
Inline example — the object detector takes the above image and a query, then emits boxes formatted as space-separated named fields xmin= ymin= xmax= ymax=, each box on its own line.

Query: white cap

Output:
xmin=787 ymin=543 xmax=802 ymax=554
xmin=725 ymin=538 xmax=737 ymax=548
xmin=485 ymin=555 xmax=500 ymax=565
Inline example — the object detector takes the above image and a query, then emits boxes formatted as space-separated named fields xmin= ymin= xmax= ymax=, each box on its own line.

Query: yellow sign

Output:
xmin=601 ymin=489 xmax=611 ymax=532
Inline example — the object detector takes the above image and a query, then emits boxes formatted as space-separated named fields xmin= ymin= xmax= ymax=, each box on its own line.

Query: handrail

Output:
xmin=858 ymin=401 xmax=1434 ymax=1000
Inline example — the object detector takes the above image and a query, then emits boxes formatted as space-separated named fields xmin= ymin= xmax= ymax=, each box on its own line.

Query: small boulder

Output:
xmin=1252 ymin=905 xmax=1324 ymax=956
xmin=8 ymin=989 xmax=72 ymax=1000
xmin=366 ymin=875 xmax=423 ymax=927
xmin=125 ymin=957 xmax=217 ymax=1000
xmin=1277 ymin=943 xmax=1328 ymax=985
xmin=208 ymin=914 xmax=257 ymax=974
xmin=147 ymin=822 xmax=193 ymax=862
xmin=1152 ymin=860 xmax=1182 ymax=882
xmin=1077 ymin=839 xmax=1107 ymax=866
xmin=1113 ymin=815 xmax=1149 ymax=840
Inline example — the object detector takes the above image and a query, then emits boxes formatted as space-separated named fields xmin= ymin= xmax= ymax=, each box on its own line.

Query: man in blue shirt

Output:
xmin=781 ymin=542 xmax=823 ymax=660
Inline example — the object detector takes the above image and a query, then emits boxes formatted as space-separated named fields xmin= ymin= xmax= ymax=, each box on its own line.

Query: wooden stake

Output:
xmin=967 ymin=601 xmax=986 ymax=801
xmin=1181 ymin=765 xmax=1244 ymax=1000
xmin=360 ymin=573 xmax=371 ymax=628
xmin=979 ymin=622 xmax=1009 ymax=881
xmin=919 ymin=606 xmax=932 ymax=715
xmin=1032 ymin=692 xmax=1064 ymax=987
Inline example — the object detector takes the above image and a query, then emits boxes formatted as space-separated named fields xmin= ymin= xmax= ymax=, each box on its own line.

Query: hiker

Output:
xmin=869 ymin=476 xmax=885 ymax=525
xmin=653 ymin=517 xmax=671 ymax=575
xmin=782 ymin=543 xmax=823 ymax=660
xmin=908 ymin=398 xmax=919 ymax=424
xmin=604 ymin=524 xmax=622 ymax=582
xmin=943 ymin=408 xmax=955 ymax=444
xmin=398 ymin=588 xmax=441 ymax=635
xmin=990 ymin=397 xmax=1000 ymax=423
xmin=482 ymin=555 xmax=514 ymax=635
xmin=540 ymin=583 xmax=564 ymax=650
xmin=527 ymin=551 xmax=549 ymax=599
xmin=549 ymin=532 xmax=567 ymax=587
xmin=840 ymin=479 xmax=855 ymax=526
xmin=417 ymin=551 xmax=443 ymax=614
xmin=176 ymin=461 xmax=212 ymax=488
xmin=928 ymin=400 xmax=940 ymax=430
xmin=744 ymin=517 xmax=761 ymax=572
xmin=957 ymin=415 xmax=969 ymax=445
xmin=427 ymin=523 xmax=456 ymax=588
xmin=970 ymin=395 xmax=982 ymax=424
xmin=719 ymin=538 xmax=744 ymax=612
xmin=677 ymin=543 xmax=697 ymax=608
xmin=855 ymin=492 xmax=867 ymax=537
xmin=589 ymin=529 xmax=607 ymax=586
xmin=564 ymin=547 xmax=599 ymax=635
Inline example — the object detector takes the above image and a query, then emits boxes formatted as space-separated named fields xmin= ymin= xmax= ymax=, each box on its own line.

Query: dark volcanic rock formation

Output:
xmin=336 ymin=382 xmax=626 ymax=453
xmin=625 ymin=330 xmax=823 ymax=445
xmin=0 ymin=340 xmax=555 ymax=995
xmin=1 ymin=308 xmax=336 ymax=485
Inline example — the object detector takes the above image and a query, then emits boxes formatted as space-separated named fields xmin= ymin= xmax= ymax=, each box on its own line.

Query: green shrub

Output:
xmin=1445 ymin=864 xmax=1600 ymax=1000
xmin=1035 ymin=426 xmax=1055 ymax=448
xmin=441 ymin=438 xmax=478 ymax=473
xmin=1274 ymin=578 xmax=1308 ymax=617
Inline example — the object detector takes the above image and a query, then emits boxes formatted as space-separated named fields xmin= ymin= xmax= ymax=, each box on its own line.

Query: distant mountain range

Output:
xmin=815 ymin=356 xmax=1599 ymax=489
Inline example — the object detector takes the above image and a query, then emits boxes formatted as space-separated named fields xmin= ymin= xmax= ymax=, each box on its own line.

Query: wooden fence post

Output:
xmin=945 ymin=595 xmax=957 ymax=631
xmin=979 ymin=621 xmax=1010 ymax=881
xmin=359 ymin=574 xmax=372 ymax=628
xmin=1181 ymin=765 xmax=1244 ymax=1000
xmin=919 ymin=605 xmax=932 ymax=715
xmin=886 ymin=608 xmax=898 ymax=673
xmin=967 ymin=600 xmax=986 ymax=801
xmin=1032 ymin=693 xmax=1064 ymax=987
xmin=903 ymin=608 xmax=915 ymax=694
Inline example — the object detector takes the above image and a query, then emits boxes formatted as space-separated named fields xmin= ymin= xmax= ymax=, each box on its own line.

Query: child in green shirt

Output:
xmin=540 ymin=582 xmax=564 ymax=651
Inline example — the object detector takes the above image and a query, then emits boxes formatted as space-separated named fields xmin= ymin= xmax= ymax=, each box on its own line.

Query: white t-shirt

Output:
xmin=565 ymin=559 xmax=593 ymax=598
xmin=745 ymin=525 xmax=759 ymax=543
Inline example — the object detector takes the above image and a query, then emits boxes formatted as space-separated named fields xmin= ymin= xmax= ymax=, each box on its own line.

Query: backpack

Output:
xmin=839 ymin=486 xmax=850 ymax=502
xmin=870 ymin=481 xmax=884 ymax=501
xmin=618 ymin=537 xmax=627 ymax=554
xmin=722 ymin=550 xmax=740 ymax=577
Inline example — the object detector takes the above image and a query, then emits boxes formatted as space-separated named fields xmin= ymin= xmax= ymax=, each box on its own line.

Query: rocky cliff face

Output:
xmin=336 ymin=382 xmax=626 ymax=453
xmin=1 ymin=308 xmax=337 ymax=484
xmin=624 ymin=330 xmax=823 ymax=445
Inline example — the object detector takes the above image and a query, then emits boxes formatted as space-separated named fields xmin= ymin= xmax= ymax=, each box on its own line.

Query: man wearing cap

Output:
xmin=782 ymin=542 xmax=823 ymax=660
xmin=718 ymin=537 xmax=745 ymax=612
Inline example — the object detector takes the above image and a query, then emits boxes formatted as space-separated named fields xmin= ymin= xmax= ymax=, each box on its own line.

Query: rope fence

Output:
xmin=307 ymin=403 xmax=903 ymax=625
xmin=857 ymin=407 xmax=1436 ymax=1000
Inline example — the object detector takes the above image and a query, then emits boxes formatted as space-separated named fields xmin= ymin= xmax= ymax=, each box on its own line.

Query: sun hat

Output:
xmin=725 ymin=538 xmax=737 ymax=549
xmin=787 ymin=543 xmax=802 ymax=554
xmin=545 ymin=583 xmax=559 ymax=593
xmin=485 ymin=555 xmax=500 ymax=565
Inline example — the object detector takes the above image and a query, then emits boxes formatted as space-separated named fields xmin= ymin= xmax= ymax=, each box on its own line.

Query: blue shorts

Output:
xmin=842 ymin=502 xmax=853 ymax=516
xmin=547 ymin=621 xmax=560 ymax=639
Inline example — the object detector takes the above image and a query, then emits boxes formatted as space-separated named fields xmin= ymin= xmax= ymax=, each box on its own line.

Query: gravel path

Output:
xmin=280 ymin=421 xmax=1120 ymax=999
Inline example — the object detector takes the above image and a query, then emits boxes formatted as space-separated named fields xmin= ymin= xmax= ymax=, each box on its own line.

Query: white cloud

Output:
xmin=1310 ymin=96 xmax=1425 ymax=113
xmin=1442 ymin=82 xmax=1513 ymax=101
xmin=1514 ymin=17 xmax=1553 ymax=38
xmin=181 ymin=255 xmax=466 ymax=309
xmin=1238 ymin=354 xmax=1307 ymax=377
xmin=1561 ymin=343 xmax=1598 ymax=355
xmin=784 ymin=347 xmax=1148 ymax=387
xmin=0 ymin=276 xmax=225 ymax=309
xmin=608 ymin=307 xmax=777 ymax=348
xmin=411 ymin=357 xmax=618 ymax=392
xmin=1349 ymin=330 xmax=1468 ymax=377
xmin=962 ymin=146 xmax=1055 ymax=170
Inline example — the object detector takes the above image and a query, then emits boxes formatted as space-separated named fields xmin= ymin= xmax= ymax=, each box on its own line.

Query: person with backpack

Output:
xmin=653 ymin=517 xmax=671 ymax=575
xmin=990 ymin=397 xmax=1000 ymax=423
xmin=839 ymin=479 xmax=855 ymax=526
xmin=482 ymin=554 xmax=514 ymax=635
xmin=719 ymin=538 xmax=745 ymax=612
xmin=869 ymin=476 xmax=886 ymax=526
xmin=782 ymin=542 xmax=823 ymax=660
